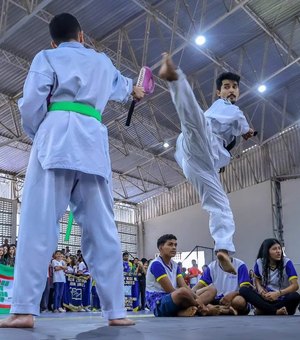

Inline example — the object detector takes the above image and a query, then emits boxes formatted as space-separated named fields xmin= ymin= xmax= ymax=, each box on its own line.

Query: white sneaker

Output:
xmin=58 ymin=307 xmax=66 ymax=313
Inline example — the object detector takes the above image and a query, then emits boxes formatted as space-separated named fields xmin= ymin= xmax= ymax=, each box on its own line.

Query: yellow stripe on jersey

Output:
xmin=156 ymin=274 xmax=167 ymax=282
xmin=177 ymin=274 xmax=183 ymax=278
xmin=289 ymin=276 xmax=298 ymax=281
xmin=199 ymin=280 xmax=208 ymax=287
xmin=240 ymin=281 xmax=251 ymax=287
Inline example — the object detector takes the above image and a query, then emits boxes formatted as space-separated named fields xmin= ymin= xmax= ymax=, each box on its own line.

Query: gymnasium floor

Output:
xmin=0 ymin=310 xmax=299 ymax=340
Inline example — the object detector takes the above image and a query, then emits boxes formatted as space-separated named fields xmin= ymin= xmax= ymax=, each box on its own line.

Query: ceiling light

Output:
xmin=257 ymin=84 xmax=266 ymax=93
xmin=163 ymin=142 xmax=169 ymax=148
xmin=195 ymin=35 xmax=206 ymax=46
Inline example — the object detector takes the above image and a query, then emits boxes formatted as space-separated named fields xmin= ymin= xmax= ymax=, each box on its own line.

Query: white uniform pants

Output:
xmin=168 ymin=70 xmax=235 ymax=253
xmin=11 ymin=144 xmax=126 ymax=319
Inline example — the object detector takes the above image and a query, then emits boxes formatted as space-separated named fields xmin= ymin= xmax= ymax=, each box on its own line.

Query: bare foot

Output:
xmin=0 ymin=314 xmax=34 ymax=328
xmin=177 ymin=306 xmax=197 ymax=317
xmin=109 ymin=318 xmax=135 ymax=326
xmin=219 ymin=305 xmax=238 ymax=316
xmin=158 ymin=53 xmax=178 ymax=81
xmin=276 ymin=307 xmax=288 ymax=315
xmin=199 ymin=304 xmax=221 ymax=316
xmin=217 ymin=251 xmax=237 ymax=275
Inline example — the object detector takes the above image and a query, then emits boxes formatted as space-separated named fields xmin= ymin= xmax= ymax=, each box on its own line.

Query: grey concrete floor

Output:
xmin=0 ymin=311 xmax=299 ymax=340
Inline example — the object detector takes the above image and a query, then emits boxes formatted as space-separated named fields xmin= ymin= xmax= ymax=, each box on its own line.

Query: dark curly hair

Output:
xmin=256 ymin=238 xmax=284 ymax=288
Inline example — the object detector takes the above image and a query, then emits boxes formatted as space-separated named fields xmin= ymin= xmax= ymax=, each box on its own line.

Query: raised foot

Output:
xmin=109 ymin=318 xmax=135 ymax=326
xmin=276 ymin=307 xmax=288 ymax=315
xmin=0 ymin=314 xmax=34 ymax=328
xmin=217 ymin=251 xmax=237 ymax=275
xmin=177 ymin=306 xmax=197 ymax=317
xmin=158 ymin=53 xmax=178 ymax=81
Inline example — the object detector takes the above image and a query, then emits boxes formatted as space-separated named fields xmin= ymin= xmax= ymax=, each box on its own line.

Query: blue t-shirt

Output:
xmin=123 ymin=261 xmax=132 ymax=273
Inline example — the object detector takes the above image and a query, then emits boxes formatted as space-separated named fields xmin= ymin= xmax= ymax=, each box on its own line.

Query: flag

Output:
xmin=0 ymin=264 xmax=14 ymax=314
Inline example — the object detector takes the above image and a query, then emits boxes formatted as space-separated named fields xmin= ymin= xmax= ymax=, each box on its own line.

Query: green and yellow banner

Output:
xmin=0 ymin=264 xmax=14 ymax=314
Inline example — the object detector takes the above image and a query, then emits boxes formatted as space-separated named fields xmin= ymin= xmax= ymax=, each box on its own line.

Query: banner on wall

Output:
xmin=0 ymin=264 xmax=14 ymax=314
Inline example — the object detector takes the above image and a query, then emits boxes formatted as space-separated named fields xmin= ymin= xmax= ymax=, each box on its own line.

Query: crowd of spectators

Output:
xmin=40 ymin=247 xmax=97 ymax=313
xmin=0 ymin=238 xmax=16 ymax=267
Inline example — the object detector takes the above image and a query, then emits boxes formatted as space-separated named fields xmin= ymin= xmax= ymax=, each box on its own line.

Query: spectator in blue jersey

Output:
xmin=240 ymin=238 xmax=300 ymax=315
xmin=146 ymin=234 xmax=215 ymax=317
xmin=192 ymin=251 xmax=251 ymax=315
xmin=123 ymin=251 xmax=132 ymax=273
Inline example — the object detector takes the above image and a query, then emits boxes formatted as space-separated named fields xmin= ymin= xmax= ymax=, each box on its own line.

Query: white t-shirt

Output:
xmin=78 ymin=261 xmax=89 ymax=275
xmin=52 ymin=259 xmax=66 ymax=283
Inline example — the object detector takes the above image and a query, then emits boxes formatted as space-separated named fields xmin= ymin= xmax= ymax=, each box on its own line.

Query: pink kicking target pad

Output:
xmin=136 ymin=66 xmax=155 ymax=95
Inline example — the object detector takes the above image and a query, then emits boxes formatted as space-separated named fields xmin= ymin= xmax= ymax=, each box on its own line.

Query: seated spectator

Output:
xmin=146 ymin=234 xmax=200 ymax=317
xmin=188 ymin=260 xmax=202 ymax=288
xmin=240 ymin=238 xmax=300 ymax=315
xmin=193 ymin=251 xmax=251 ymax=315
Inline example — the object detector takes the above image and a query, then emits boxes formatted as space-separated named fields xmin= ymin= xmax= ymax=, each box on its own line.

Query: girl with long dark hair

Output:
xmin=240 ymin=238 xmax=300 ymax=315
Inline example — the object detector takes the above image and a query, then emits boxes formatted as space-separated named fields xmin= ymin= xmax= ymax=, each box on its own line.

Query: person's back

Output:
xmin=40 ymin=45 xmax=130 ymax=111
xmin=0 ymin=13 xmax=143 ymax=328
xmin=19 ymin=42 xmax=132 ymax=179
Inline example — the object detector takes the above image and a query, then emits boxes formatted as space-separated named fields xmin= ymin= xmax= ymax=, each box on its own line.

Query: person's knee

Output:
xmin=239 ymin=286 xmax=250 ymax=297
xmin=174 ymin=287 xmax=192 ymax=301
xmin=231 ymin=295 xmax=248 ymax=313
xmin=207 ymin=286 xmax=217 ymax=296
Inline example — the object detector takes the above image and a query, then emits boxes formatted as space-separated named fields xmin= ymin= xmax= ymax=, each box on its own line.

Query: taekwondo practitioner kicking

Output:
xmin=159 ymin=53 xmax=254 ymax=275
xmin=0 ymin=13 xmax=145 ymax=328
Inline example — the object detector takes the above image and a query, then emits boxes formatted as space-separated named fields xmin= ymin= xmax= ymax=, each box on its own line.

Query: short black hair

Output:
xmin=216 ymin=72 xmax=240 ymax=91
xmin=123 ymin=251 xmax=129 ymax=257
xmin=49 ymin=13 xmax=81 ymax=45
xmin=157 ymin=234 xmax=177 ymax=249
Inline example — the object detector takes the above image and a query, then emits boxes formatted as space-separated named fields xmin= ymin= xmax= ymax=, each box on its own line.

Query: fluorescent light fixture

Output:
xmin=258 ymin=84 xmax=266 ymax=93
xmin=195 ymin=35 xmax=206 ymax=46
xmin=163 ymin=142 xmax=170 ymax=148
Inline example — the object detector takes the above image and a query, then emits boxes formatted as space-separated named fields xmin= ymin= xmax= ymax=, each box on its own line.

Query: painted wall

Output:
xmin=281 ymin=178 xmax=300 ymax=273
xmin=144 ymin=181 xmax=274 ymax=268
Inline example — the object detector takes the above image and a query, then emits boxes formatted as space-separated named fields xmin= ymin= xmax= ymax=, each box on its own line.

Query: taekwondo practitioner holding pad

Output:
xmin=159 ymin=53 xmax=254 ymax=275
xmin=0 ymin=13 xmax=144 ymax=328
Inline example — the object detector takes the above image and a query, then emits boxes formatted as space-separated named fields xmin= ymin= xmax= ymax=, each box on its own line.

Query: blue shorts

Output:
xmin=153 ymin=293 xmax=181 ymax=317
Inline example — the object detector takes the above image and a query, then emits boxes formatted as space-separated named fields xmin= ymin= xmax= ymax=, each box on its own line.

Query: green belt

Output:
xmin=48 ymin=101 xmax=101 ymax=241
xmin=48 ymin=101 xmax=102 ymax=122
